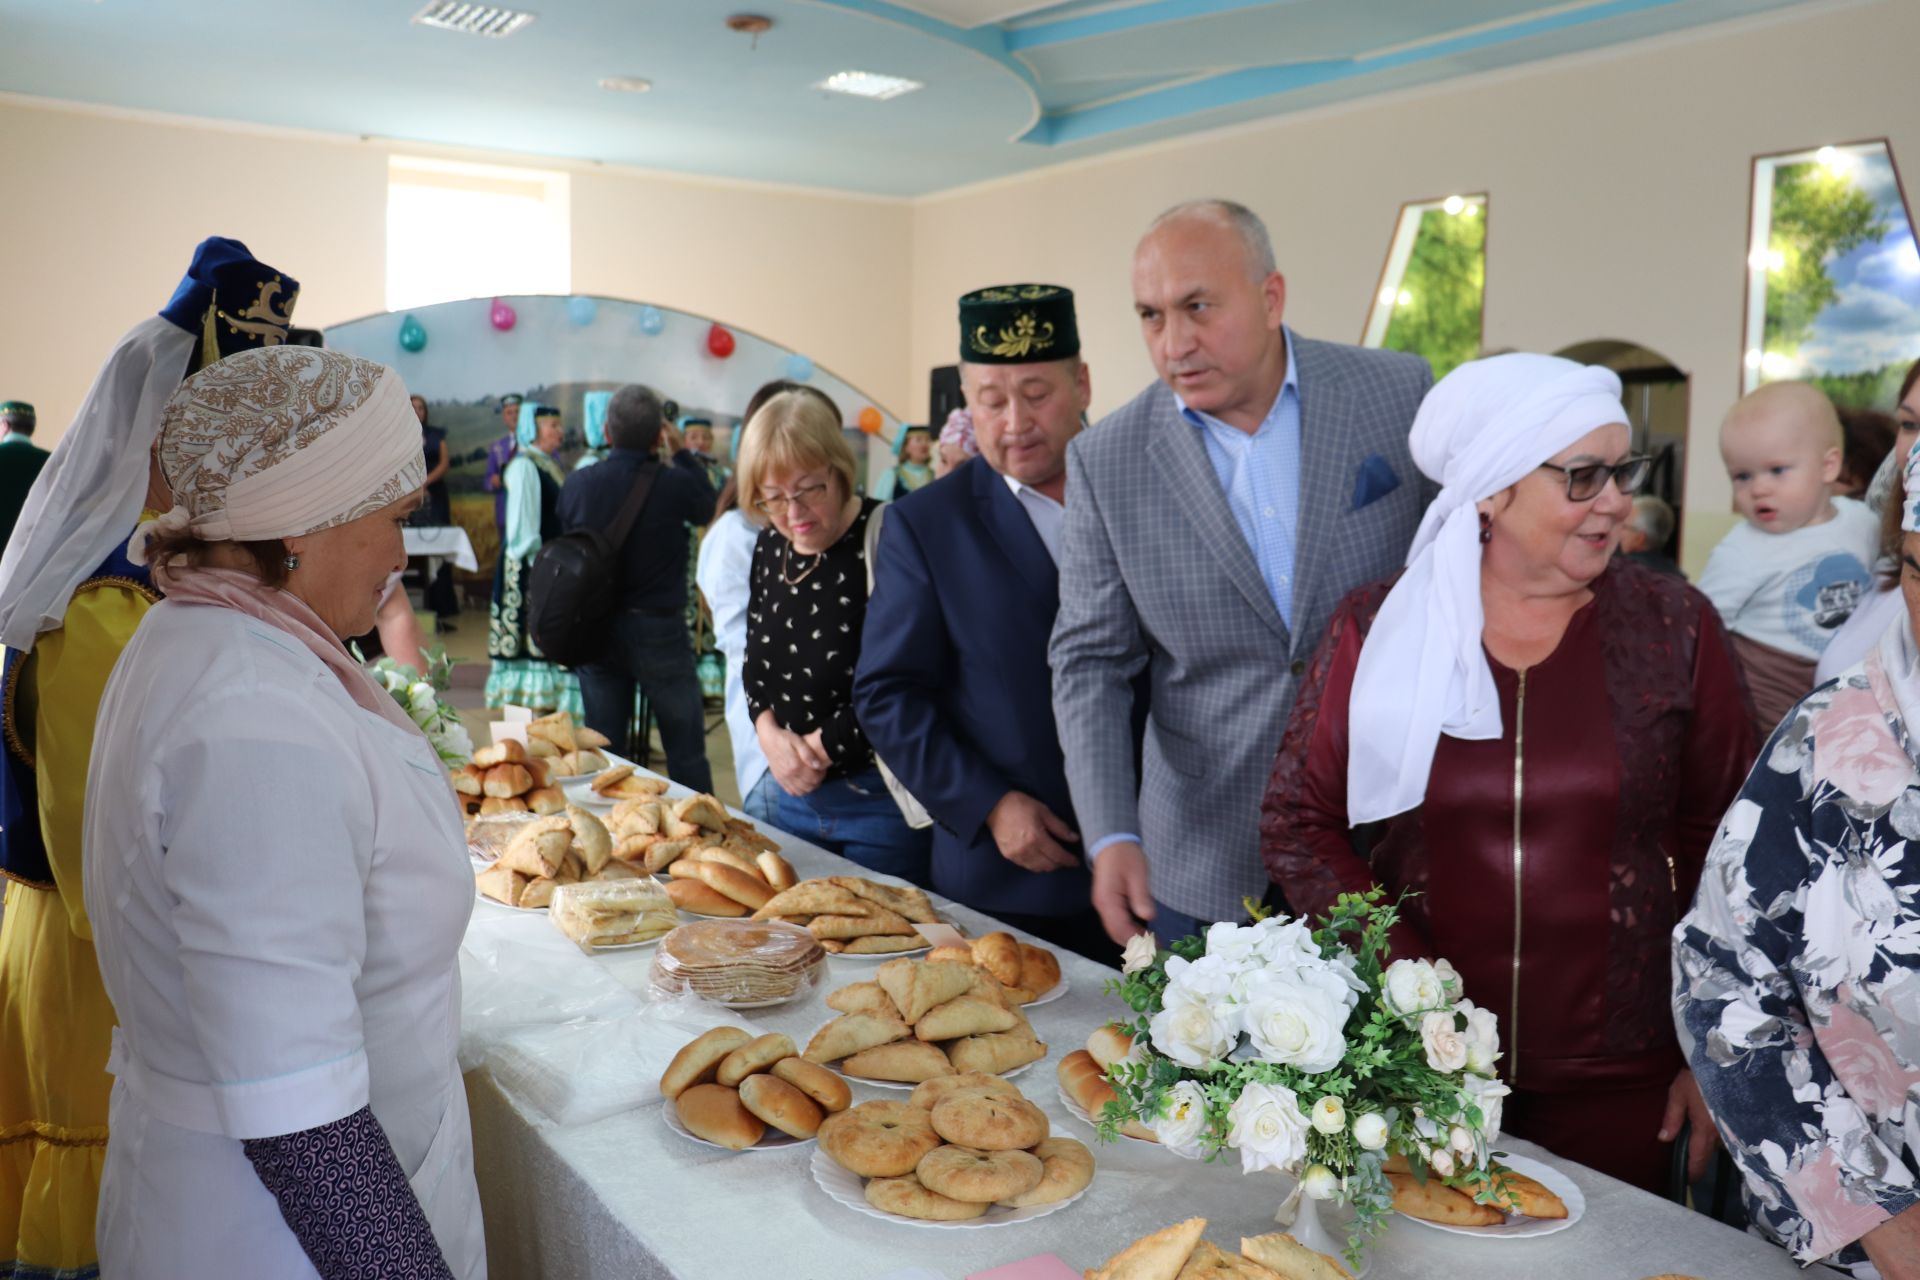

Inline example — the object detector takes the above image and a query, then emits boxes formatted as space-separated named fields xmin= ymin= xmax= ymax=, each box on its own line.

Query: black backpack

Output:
xmin=525 ymin=464 xmax=658 ymax=667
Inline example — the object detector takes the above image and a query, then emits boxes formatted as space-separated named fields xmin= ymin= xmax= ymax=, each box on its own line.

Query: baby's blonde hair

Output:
xmin=1721 ymin=381 xmax=1843 ymax=453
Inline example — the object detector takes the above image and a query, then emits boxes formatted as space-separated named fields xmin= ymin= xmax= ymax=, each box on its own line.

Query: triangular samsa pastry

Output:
xmin=1175 ymin=1242 xmax=1284 ymax=1280
xmin=673 ymin=793 xmax=731 ymax=832
xmin=754 ymin=881 xmax=873 ymax=920
xmin=1238 ymin=1233 xmax=1354 ymax=1280
xmin=1087 ymin=1218 xmax=1208 ymax=1280
xmin=474 ymin=863 xmax=527 ymax=907
xmin=802 ymin=1011 xmax=912 ymax=1063
xmin=831 ymin=876 xmax=937 ymax=924
xmin=825 ymin=982 xmax=897 ymax=1017
xmin=945 ymin=1029 xmax=1046 ymax=1076
xmin=839 ymin=1040 xmax=956 ymax=1083
xmin=914 ymin=995 xmax=1019 ymax=1042
xmin=877 ymin=959 xmax=975 ymax=1023
xmin=566 ymin=805 xmax=613 ymax=875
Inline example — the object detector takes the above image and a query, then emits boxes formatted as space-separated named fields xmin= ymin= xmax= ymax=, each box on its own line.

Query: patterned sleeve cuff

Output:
xmin=1086 ymin=833 xmax=1142 ymax=864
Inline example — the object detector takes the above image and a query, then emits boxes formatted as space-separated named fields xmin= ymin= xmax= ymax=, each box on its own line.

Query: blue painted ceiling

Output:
xmin=0 ymin=0 xmax=1820 ymax=195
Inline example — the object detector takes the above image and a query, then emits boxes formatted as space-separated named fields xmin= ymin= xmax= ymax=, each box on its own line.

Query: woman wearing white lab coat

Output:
xmin=83 ymin=346 xmax=484 ymax=1278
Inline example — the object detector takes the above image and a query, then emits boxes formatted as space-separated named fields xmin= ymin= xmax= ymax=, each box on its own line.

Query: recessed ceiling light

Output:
xmin=411 ymin=3 xmax=536 ymax=39
xmin=814 ymin=70 xmax=923 ymax=101
xmin=599 ymin=77 xmax=653 ymax=94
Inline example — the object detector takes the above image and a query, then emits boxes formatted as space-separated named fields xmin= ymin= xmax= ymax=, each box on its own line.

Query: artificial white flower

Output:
xmin=1205 ymin=921 xmax=1261 ymax=968
xmin=1382 ymin=959 xmax=1445 ymax=1020
xmin=1458 ymin=999 xmax=1502 ymax=1076
xmin=1151 ymin=1079 xmax=1210 ymax=1157
xmin=1164 ymin=952 xmax=1237 ymax=1003
xmin=1430 ymin=1147 xmax=1456 ymax=1178
xmin=1461 ymin=1074 xmax=1511 ymax=1145
xmin=1300 ymin=1163 xmax=1340 ymax=1200
xmin=1352 ymin=1111 xmax=1389 ymax=1151
xmin=1240 ymin=972 xmax=1349 ymax=1072
xmin=408 ymin=682 xmax=438 ymax=716
xmin=1310 ymin=1095 xmax=1346 ymax=1135
xmin=1149 ymin=982 xmax=1237 ymax=1068
xmin=1421 ymin=1009 xmax=1469 ymax=1073
xmin=1433 ymin=956 xmax=1464 ymax=998
xmin=1449 ymin=1125 xmax=1473 ymax=1155
xmin=1226 ymin=1081 xmax=1312 ymax=1176
xmin=1248 ymin=915 xmax=1320 ymax=966
xmin=1121 ymin=933 xmax=1158 ymax=975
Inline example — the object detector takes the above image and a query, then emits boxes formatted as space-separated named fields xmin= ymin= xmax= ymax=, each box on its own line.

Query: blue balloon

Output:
xmin=398 ymin=314 xmax=427 ymax=353
xmin=637 ymin=306 xmax=665 ymax=336
xmin=784 ymin=353 xmax=815 ymax=382
xmin=567 ymin=296 xmax=598 ymax=326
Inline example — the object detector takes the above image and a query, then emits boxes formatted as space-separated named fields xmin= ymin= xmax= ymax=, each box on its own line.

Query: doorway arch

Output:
xmin=1556 ymin=339 xmax=1690 ymax=564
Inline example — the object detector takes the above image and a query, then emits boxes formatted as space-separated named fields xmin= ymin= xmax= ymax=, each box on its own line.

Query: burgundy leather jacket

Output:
xmin=1261 ymin=561 xmax=1755 ymax=1094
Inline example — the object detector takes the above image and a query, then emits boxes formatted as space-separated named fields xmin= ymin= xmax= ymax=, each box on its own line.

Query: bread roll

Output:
xmin=692 ymin=860 xmax=775 ymax=911
xmin=478 ymin=796 xmax=528 ymax=816
xmin=756 ymin=852 xmax=797 ymax=891
xmin=715 ymin=1032 xmax=798 ymax=1086
xmin=1017 ymin=943 xmax=1060 ymax=997
xmin=668 ymin=854 xmax=713 ymax=881
xmin=1058 ymin=1050 xmax=1157 ymax=1141
xmin=694 ymin=845 xmax=766 ymax=882
xmin=483 ymin=763 xmax=534 ymax=798
xmin=524 ymin=787 xmax=566 ymax=815
xmin=971 ymin=932 xmax=1023 ymax=986
xmin=737 ymin=1072 xmax=824 ymax=1139
xmin=1087 ymin=1024 xmax=1136 ymax=1070
xmin=769 ymin=1057 xmax=851 ymax=1113
xmin=665 ymin=879 xmax=750 ymax=917
xmin=452 ymin=764 xmax=486 ymax=796
xmin=472 ymin=739 xmax=527 ymax=767
xmin=661 ymin=1027 xmax=755 ymax=1098
xmin=674 ymin=1083 xmax=764 ymax=1150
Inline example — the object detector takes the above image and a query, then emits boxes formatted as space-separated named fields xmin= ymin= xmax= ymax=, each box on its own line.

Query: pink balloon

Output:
xmin=490 ymin=298 xmax=517 ymax=331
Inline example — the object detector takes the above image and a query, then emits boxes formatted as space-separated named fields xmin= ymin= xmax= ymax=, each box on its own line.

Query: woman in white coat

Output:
xmin=83 ymin=346 xmax=485 ymax=1278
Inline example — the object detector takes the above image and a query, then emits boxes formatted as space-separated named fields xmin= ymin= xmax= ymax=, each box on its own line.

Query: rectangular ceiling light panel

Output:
xmin=814 ymin=70 xmax=924 ymax=101
xmin=411 ymin=3 xmax=536 ymax=38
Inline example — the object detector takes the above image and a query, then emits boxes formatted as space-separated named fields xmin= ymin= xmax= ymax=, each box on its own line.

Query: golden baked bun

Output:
xmin=483 ymin=762 xmax=533 ymax=798
xmin=737 ymin=1071 xmax=824 ymax=1139
xmin=756 ymin=852 xmax=797 ymax=891
xmin=674 ymin=1083 xmax=764 ymax=1150
xmin=478 ymin=796 xmax=528 ymax=816
xmin=715 ymin=1032 xmax=797 ymax=1087
xmin=768 ymin=1056 xmax=851 ymax=1113
xmin=660 ymin=1027 xmax=754 ymax=1099
xmin=665 ymin=879 xmax=750 ymax=917
xmin=1058 ymin=1050 xmax=1157 ymax=1141
xmin=472 ymin=739 xmax=527 ymax=767
xmin=524 ymin=787 xmax=566 ymax=815
xmin=1086 ymin=1024 xmax=1136 ymax=1069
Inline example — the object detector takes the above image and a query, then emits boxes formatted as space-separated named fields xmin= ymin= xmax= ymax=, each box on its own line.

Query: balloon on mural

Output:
xmin=858 ymin=406 xmax=884 ymax=435
xmin=784 ymin=353 xmax=815 ymax=382
xmin=490 ymin=298 xmax=517 ymax=332
xmin=567 ymin=296 xmax=598 ymax=326
xmin=637 ymin=306 xmax=665 ymax=336
xmin=707 ymin=324 xmax=736 ymax=359
xmin=398 ymin=314 xmax=427 ymax=353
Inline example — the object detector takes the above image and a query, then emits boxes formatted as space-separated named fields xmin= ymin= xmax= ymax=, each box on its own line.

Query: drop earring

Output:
xmin=284 ymin=553 xmax=300 ymax=571
xmin=1477 ymin=511 xmax=1492 ymax=545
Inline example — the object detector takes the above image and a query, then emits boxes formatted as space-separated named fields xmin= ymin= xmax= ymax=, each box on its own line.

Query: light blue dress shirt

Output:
xmin=1174 ymin=326 xmax=1302 ymax=628
xmin=1088 ymin=328 xmax=1304 ymax=865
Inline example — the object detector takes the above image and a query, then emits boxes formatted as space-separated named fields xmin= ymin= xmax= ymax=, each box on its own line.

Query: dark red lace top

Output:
xmin=1260 ymin=561 xmax=1756 ymax=1093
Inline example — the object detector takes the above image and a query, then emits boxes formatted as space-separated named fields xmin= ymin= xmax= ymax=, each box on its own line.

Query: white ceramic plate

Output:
xmin=810 ymin=1133 xmax=1087 ymax=1228
xmin=834 ymin=1057 xmax=1036 ymax=1091
xmin=1022 ymin=977 xmax=1069 ymax=1008
xmin=662 ymin=1097 xmax=814 ymax=1151
xmin=1394 ymin=1152 xmax=1585 ymax=1239
xmin=1057 ymin=1085 xmax=1158 ymax=1145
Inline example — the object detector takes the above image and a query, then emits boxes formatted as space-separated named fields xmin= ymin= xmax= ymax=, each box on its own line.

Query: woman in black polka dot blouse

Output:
xmin=738 ymin=391 xmax=931 ymax=886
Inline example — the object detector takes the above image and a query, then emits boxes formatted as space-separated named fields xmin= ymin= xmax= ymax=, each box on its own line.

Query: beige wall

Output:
xmin=909 ymin=0 xmax=1918 ymax=575
xmin=0 ymin=98 xmax=914 ymax=460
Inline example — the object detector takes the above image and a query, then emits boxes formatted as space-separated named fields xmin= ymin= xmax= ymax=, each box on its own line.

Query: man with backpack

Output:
xmin=555 ymin=384 xmax=717 ymax=791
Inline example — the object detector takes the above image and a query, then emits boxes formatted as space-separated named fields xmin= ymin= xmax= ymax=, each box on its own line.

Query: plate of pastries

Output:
xmin=473 ymin=804 xmax=648 ymax=909
xmin=803 ymin=954 xmax=1050 ymax=1086
xmin=749 ymin=876 xmax=943 ymax=955
xmin=811 ymin=1074 xmax=1094 ymax=1227
xmin=659 ymin=1026 xmax=851 ymax=1151
xmin=518 ymin=711 xmax=614 ymax=781
xmin=1056 ymin=1026 xmax=1159 ymax=1144
xmin=453 ymin=739 xmax=567 ymax=818
xmin=603 ymin=793 xmax=793 ymax=915
xmin=1382 ymin=1151 xmax=1579 ymax=1237
xmin=1086 ymin=1217 xmax=1355 ymax=1280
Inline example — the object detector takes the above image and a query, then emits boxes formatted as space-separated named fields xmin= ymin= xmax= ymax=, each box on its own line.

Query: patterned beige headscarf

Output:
xmin=130 ymin=346 xmax=424 ymax=561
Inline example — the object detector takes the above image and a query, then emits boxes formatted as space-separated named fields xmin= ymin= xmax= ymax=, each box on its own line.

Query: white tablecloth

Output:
xmin=405 ymin=525 xmax=478 ymax=572
xmin=459 ymin=776 xmax=1831 ymax=1280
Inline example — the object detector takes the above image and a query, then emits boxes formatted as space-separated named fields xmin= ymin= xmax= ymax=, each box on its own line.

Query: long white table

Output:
xmin=460 ymin=797 xmax=1833 ymax=1280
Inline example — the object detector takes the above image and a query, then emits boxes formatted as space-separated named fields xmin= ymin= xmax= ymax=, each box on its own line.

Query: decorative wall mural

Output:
xmin=1361 ymin=193 xmax=1487 ymax=380
xmin=1743 ymin=140 xmax=1920 ymax=407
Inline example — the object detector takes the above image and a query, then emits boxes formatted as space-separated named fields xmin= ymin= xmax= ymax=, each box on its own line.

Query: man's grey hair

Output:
xmin=1145 ymin=199 xmax=1277 ymax=282
xmin=607 ymin=384 xmax=666 ymax=453
xmin=1630 ymin=495 xmax=1675 ymax=547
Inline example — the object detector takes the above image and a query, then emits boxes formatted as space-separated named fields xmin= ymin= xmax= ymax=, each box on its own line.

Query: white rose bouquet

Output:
xmin=368 ymin=648 xmax=473 ymax=767
xmin=1098 ymin=889 xmax=1510 ymax=1268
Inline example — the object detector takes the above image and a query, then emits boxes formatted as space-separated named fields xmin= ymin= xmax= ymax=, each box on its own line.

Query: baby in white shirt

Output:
xmin=1698 ymin=381 xmax=1878 ymax=740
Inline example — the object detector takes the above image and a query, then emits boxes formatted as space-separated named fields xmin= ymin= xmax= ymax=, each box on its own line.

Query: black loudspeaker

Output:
xmin=929 ymin=365 xmax=963 ymax=424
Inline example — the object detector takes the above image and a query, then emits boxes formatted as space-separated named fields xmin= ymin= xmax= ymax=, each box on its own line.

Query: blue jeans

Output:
xmin=577 ymin=610 xmax=713 ymax=795
xmin=740 ymin=772 xmax=787 ymax=828
xmin=775 ymin=768 xmax=932 ymax=887
xmin=1149 ymin=899 xmax=1213 ymax=950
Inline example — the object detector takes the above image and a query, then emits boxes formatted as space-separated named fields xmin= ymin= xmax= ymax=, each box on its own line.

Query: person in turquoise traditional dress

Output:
xmin=486 ymin=402 xmax=581 ymax=714
xmin=871 ymin=425 xmax=935 ymax=501
xmin=0 ymin=238 xmax=297 ymax=1280
xmin=574 ymin=390 xmax=612 ymax=471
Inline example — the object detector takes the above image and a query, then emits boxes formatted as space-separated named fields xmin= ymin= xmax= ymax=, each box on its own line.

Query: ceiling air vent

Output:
xmin=411 ymin=3 xmax=536 ymax=38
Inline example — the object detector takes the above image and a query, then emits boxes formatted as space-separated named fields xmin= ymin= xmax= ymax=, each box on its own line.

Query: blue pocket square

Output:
xmin=1352 ymin=454 xmax=1401 ymax=510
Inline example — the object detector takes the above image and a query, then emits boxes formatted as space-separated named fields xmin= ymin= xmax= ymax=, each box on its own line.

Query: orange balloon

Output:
xmin=858 ymin=406 xmax=883 ymax=435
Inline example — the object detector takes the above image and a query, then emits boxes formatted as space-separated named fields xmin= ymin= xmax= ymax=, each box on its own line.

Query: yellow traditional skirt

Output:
xmin=0 ymin=879 xmax=112 ymax=1280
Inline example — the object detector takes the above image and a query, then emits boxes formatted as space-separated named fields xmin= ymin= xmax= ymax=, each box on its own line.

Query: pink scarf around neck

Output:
xmin=158 ymin=566 xmax=424 ymax=739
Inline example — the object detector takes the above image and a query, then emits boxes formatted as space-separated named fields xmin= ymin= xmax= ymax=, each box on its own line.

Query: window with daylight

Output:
xmin=385 ymin=156 xmax=571 ymax=312
xmin=1361 ymin=193 xmax=1488 ymax=380
xmin=1742 ymin=140 xmax=1920 ymax=407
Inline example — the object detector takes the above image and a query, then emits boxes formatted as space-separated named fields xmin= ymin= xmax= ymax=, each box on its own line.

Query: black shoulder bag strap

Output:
xmin=603 ymin=461 xmax=660 ymax=548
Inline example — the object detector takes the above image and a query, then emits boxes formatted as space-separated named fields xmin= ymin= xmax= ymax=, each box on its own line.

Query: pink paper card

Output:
xmin=965 ymin=1255 xmax=1080 ymax=1280
xmin=914 ymin=922 xmax=969 ymax=950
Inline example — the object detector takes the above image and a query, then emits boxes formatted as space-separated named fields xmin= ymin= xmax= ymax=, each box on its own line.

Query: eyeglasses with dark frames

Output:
xmin=1537 ymin=455 xmax=1653 ymax=502
xmin=752 ymin=480 xmax=832 ymax=516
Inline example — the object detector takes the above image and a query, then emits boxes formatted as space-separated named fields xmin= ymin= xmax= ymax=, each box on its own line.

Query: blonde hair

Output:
xmin=736 ymin=390 xmax=858 ymax=527
xmin=1722 ymin=381 xmax=1844 ymax=452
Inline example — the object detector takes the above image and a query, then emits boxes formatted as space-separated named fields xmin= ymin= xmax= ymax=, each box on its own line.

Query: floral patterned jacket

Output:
xmin=1674 ymin=629 xmax=1920 ymax=1277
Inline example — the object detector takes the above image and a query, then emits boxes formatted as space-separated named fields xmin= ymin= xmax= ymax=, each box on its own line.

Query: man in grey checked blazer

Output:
xmin=1050 ymin=200 xmax=1435 ymax=945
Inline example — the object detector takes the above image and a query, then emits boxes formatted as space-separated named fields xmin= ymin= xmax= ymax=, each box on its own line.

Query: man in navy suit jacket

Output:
xmin=855 ymin=284 xmax=1113 ymax=961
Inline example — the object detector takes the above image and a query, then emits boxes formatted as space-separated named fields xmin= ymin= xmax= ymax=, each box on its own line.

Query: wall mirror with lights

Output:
xmin=1361 ymin=192 xmax=1487 ymax=379
xmin=1743 ymin=139 xmax=1920 ymax=407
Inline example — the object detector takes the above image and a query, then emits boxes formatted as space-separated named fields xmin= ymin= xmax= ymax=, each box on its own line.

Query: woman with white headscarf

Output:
xmin=1262 ymin=353 xmax=1755 ymax=1193
xmin=1673 ymin=441 xmax=1920 ymax=1280
xmin=0 ymin=237 xmax=295 ymax=1280
xmin=84 ymin=346 xmax=484 ymax=1277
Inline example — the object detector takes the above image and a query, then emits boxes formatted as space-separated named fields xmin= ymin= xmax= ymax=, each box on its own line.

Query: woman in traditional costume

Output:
xmin=0 ymin=238 xmax=296 ymax=1280
xmin=573 ymin=390 xmax=612 ymax=471
xmin=484 ymin=401 xmax=580 ymax=715
xmin=871 ymin=425 xmax=935 ymax=501
xmin=87 ymin=344 xmax=484 ymax=1278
